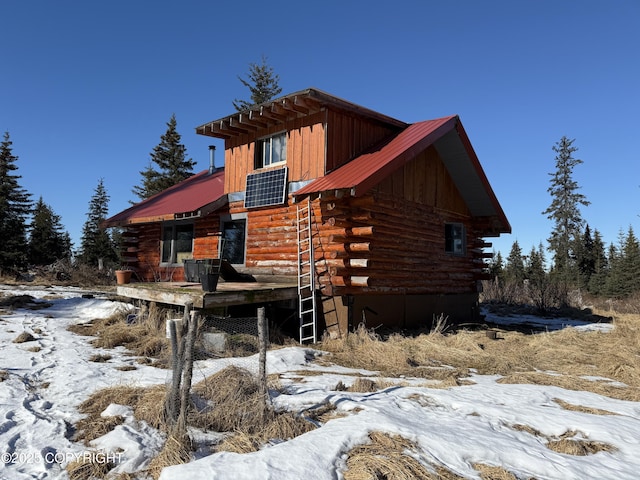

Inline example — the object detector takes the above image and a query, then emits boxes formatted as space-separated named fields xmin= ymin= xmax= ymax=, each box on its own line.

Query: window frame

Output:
xmin=445 ymin=222 xmax=466 ymax=256
xmin=255 ymin=131 xmax=287 ymax=169
xmin=160 ymin=221 xmax=194 ymax=266
xmin=220 ymin=214 xmax=247 ymax=266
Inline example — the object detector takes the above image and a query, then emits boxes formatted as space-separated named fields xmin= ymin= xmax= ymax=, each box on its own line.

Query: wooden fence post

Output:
xmin=257 ymin=307 xmax=269 ymax=416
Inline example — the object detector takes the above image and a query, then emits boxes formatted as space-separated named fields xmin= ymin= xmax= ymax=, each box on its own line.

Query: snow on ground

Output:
xmin=0 ymin=284 xmax=639 ymax=480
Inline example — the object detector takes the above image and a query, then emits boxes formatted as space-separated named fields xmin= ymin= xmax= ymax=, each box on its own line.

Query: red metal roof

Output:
xmin=102 ymin=169 xmax=226 ymax=227
xmin=294 ymin=116 xmax=458 ymax=197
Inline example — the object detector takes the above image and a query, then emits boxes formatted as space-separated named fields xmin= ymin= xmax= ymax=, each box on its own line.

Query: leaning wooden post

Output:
xmin=165 ymin=301 xmax=192 ymax=426
xmin=178 ymin=309 xmax=199 ymax=433
xmin=257 ymin=307 xmax=269 ymax=417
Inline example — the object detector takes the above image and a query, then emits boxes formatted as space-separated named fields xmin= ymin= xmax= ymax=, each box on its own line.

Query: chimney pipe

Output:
xmin=208 ymin=145 xmax=216 ymax=174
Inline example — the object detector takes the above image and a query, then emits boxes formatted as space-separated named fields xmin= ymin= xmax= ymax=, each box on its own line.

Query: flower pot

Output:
xmin=201 ymin=273 xmax=219 ymax=292
xmin=115 ymin=270 xmax=132 ymax=285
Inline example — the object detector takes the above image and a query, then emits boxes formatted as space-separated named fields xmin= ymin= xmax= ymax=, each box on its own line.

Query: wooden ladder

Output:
xmin=296 ymin=197 xmax=317 ymax=344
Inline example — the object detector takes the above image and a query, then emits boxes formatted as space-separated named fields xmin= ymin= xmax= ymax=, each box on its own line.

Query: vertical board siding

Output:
xmin=326 ymin=110 xmax=402 ymax=172
xmin=224 ymin=112 xmax=326 ymax=194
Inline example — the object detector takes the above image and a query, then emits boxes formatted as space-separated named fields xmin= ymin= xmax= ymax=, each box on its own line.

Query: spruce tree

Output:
xmin=504 ymin=240 xmax=525 ymax=284
xmin=620 ymin=226 xmax=640 ymax=295
xmin=0 ymin=132 xmax=32 ymax=273
xmin=79 ymin=179 xmax=118 ymax=268
xmin=28 ymin=197 xmax=72 ymax=265
xmin=487 ymin=250 xmax=504 ymax=280
xmin=543 ymin=136 xmax=590 ymax=283
xmin=575 ymin=224 xmax=596 ymax=290
xmin=132 ymin=114 xmax=195 ymax=201
xmin=587 ymin=229 xmax=609 ymax=295
xmin=232 ymin=55 xmax=282 ymax=111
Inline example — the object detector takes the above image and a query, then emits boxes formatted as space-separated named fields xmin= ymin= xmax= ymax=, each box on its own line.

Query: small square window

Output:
xmin=445 ymin=223 xmax=466 ymax=256
xmin=255 ymin=132 xmax=287 ymax=168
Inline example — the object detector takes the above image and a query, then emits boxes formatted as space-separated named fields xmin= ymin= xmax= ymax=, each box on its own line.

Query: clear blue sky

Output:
xmin=2 ymin=0 xmax=639 ymax=259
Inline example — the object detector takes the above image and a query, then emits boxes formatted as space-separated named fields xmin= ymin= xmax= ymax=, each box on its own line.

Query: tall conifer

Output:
xmin=0 ymin=132 xmax=32 ymax=272
xmin=132 ymin=114 xmax=195 ymax=201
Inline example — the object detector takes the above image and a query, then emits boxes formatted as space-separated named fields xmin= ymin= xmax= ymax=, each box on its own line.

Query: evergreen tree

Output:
xmin=132 ymin=114 xmax=195 ymax=201
xmin=487 ymin=250 xmax=504 ymax=280
xmin=28 ymin=197 xmax=72 ymax=265
xmin=575 ymin=224 xmax=596 ymax=290
xmin=0 ymin=132 xmax=32 ymax=272
xmin=78 ymin=179 xmax=118 ymax=268
xmin=525 ymin=243 xmax=552 ymax=312
xmin=587 ymin=229 xmax=609 ymax=295
xmin=620 ymin=226 xmax=640 ymax=295
xmin=542 ymin=136 xmax=590 ymax=283
xmin=504 ymin=240 xmax=525 ymax=284
xmin=605 ymin=241 xmax=623 ymax=297
xmin=232 ymin=55 xmax=282 ymax=111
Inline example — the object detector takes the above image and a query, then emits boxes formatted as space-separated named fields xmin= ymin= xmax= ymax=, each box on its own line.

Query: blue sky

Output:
xmin=1 ymin=0 xmax=639 ymax=259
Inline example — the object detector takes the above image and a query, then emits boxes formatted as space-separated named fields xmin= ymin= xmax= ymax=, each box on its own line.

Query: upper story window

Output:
xmin=445 ymin=223 xmax=466 ymax=256
xmin=161 ymin=222 xmax=194 ymax=265
xmin=255 ymin=132 xmax=287 ymax=169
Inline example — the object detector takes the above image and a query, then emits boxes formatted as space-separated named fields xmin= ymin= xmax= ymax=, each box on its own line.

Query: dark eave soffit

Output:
xmin=196 ymin=88 xmax=408 ymax=139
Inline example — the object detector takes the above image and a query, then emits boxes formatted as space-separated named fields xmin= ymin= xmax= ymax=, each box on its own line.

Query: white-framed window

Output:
xmin=445 ymin=223 xmax=466 ymax=256
xmin=255 ymin=132 xmax=287 ymax=168
xmin=161 ymin=222 xmax=194 ymax=265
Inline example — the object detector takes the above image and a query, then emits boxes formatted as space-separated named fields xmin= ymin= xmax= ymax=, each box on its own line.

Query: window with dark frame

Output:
xmin=222 ymin=218 xmax=247 ymax=265
xmin=161 ymin=222 xmax=194 ymax=265
xmin=255 ymin=132 xmax=287 ymax=169
xmin=445 ymin=223 xmax=466 ymax=256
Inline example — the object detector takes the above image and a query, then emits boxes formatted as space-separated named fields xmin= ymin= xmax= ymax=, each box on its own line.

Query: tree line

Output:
xmin=0 ymin=57 xmax=281 ymax=277
xmin=485 ymin=136 xmax=639 ymax=307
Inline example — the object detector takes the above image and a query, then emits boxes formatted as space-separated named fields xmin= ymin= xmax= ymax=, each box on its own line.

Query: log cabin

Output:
xmin=103 ymin=88 xmax=510 ymax=341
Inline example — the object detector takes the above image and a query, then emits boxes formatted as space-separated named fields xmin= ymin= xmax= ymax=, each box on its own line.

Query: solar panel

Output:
xmin=244 ymin=167 xmax=288 ymax=208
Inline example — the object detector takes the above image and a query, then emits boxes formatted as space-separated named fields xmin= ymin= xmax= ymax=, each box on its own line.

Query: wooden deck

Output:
xmin=116 ymin=280 xmax=299 ymax=310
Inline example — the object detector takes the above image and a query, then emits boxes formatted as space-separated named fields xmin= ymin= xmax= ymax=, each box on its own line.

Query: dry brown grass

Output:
xmin=546 ymin=431 xmax=616 ymax=456
xmin=67 ymin=303 xmax=172 ymax=366
xmin=66 ymin=453 xmax=115 ymax=480
xmin=74 ymin=384 xmax=166 ymax=444
xmin=321 ymin=311 xmax=640 ymax=400
xmin=192 ymin=366 xmax=315 ymax=454
xmin=472 ymin=463 xmax=518 ymax=480
xmin=147 ymin=432 xmax=192 ymax=479
xmin=553 ymin=398 xmax=616 ymax=415
xmin=13 ymin=331 xmax=36 ymax=343
xmin=343 ymin=431 xmax=464 ymax=480
xmin=508 ymin=423 xmax=615 ymax=457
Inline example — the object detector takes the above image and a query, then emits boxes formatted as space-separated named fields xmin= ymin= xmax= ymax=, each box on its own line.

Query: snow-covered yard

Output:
xmin=0 ymin=284 xmax=638 ymax=479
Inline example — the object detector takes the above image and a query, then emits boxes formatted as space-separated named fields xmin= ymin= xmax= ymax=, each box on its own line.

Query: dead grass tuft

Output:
xmin=68 ymin=306 xmax=172 ymax=365
xmin=74 ymin=384 xmax=166 ymax=444
xmin=13 ymin=331 xmax=36 ymax=343
xmin=553 ymin=398 xmax=616 ymax=416
xmin=343 ymin=431 xmax=464 ymax=480
xmin=147 ymin=432 xmax=192 ymax=480
xmin=88 ymin=353 xmax=112 ymax=363
xmin=0 ymin=370 xmax=8 ymax=382
xmin=547 ymin=435 xmax=616 ymax=456
xmin=472 ymin=463 xmax=518 ymax=480
xmin=192 ymin=366 xmax=315 ymax=454
xmin=66 ymin=452 xmax=115 ymax=480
